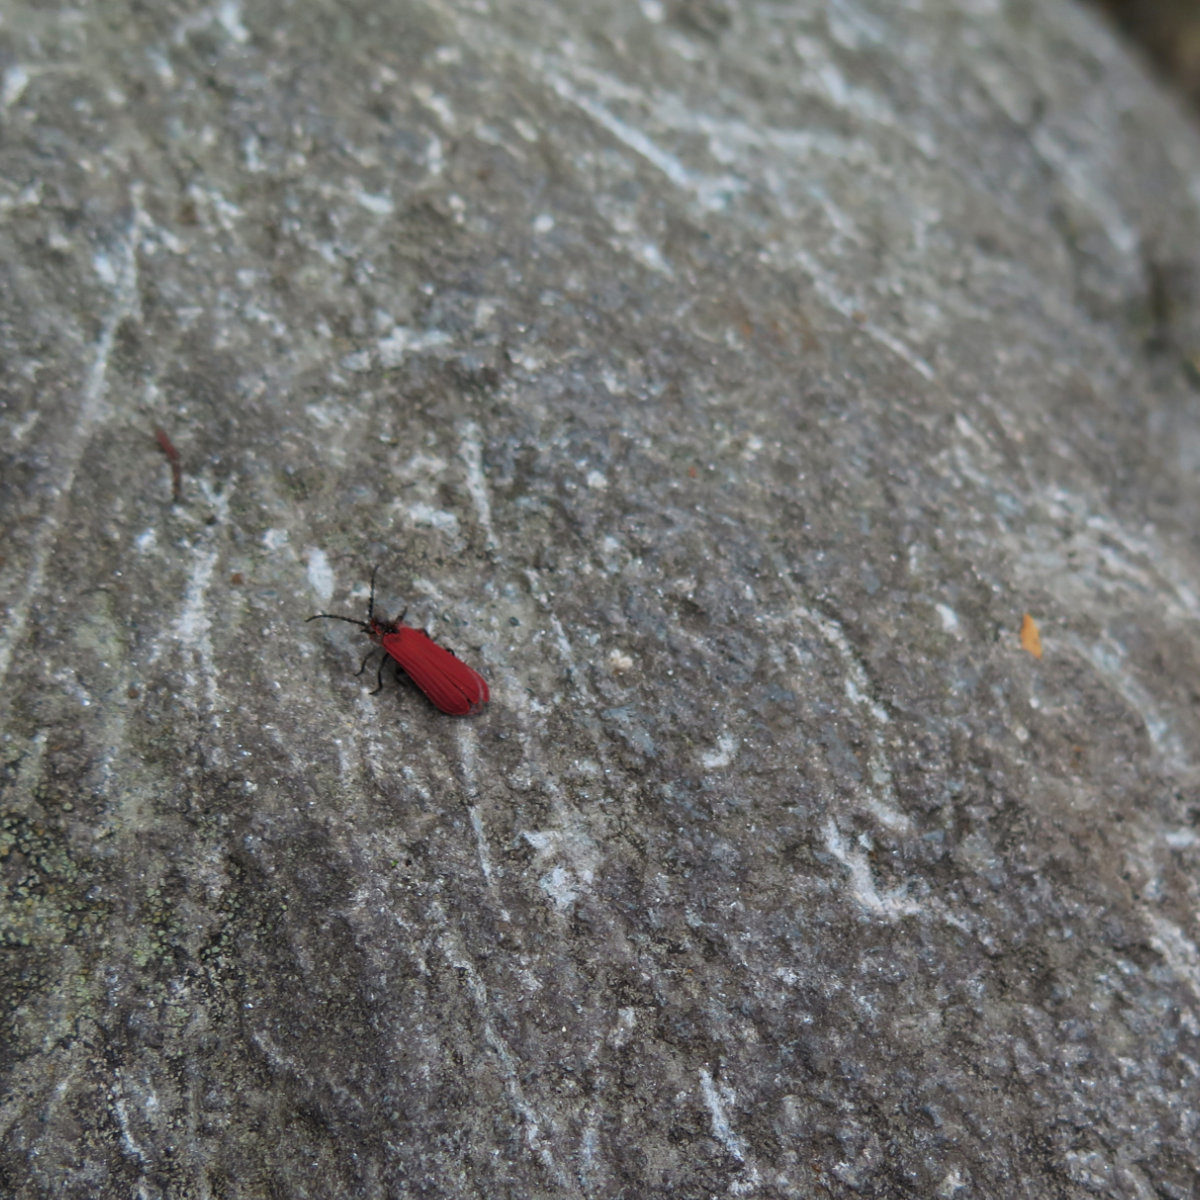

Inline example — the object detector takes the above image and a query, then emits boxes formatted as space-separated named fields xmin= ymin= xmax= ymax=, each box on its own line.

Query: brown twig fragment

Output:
xmin=153 ymin=426 xmax=183 ymax=503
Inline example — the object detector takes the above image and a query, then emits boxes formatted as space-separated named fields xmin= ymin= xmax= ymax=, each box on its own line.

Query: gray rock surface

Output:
xmin=3 ymin=1 xmax=1200 ymax=1196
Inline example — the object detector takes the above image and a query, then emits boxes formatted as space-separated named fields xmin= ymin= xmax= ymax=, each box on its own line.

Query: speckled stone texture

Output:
xmin=2 ymin=1 xmax=1199 ymax=1197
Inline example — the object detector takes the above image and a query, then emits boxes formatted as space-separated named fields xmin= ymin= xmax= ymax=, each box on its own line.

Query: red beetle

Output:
xmin=307 ymin=569 xmax=489 ymax=716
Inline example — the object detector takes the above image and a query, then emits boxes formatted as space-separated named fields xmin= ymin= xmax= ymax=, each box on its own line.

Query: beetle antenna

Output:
xmin=306 ymin=613 xmax=369 ymax=629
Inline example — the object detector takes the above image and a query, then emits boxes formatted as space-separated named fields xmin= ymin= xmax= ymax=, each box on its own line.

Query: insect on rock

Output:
xmin=307 ymin=568 xmax=489 ymax=716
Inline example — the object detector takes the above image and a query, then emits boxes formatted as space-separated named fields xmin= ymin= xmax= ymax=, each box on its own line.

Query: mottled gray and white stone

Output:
xmin=2 ymin=1 xmax=1199 ymax=1197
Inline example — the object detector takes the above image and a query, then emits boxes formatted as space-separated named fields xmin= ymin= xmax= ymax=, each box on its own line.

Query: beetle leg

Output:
xmin=370 ymin=653 xmax=387 ymax=695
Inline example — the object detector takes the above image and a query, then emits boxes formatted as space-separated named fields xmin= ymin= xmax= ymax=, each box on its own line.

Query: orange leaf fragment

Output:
xmin=1020 ymin=613 xmax=1043 ymax=659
